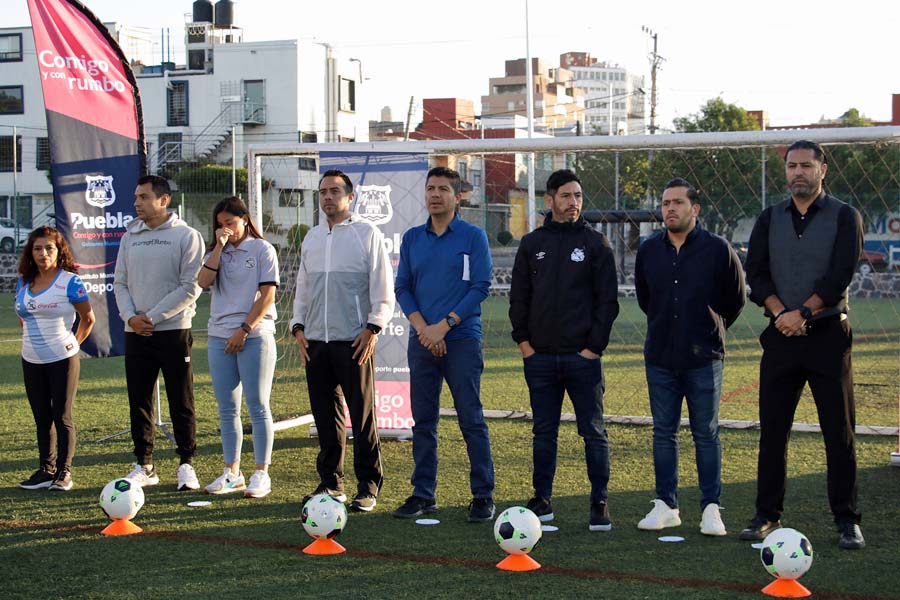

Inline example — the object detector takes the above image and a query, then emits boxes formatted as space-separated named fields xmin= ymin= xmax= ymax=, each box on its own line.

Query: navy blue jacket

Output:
xmin=635 ymin=225 xmax=746 ymax=369
xmin=510 ymin=215 xmax=619 ymax=355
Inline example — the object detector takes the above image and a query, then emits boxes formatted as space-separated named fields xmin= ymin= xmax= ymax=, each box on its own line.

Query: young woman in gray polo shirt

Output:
xmin=198 ymin=197 xmax=279 ymax=498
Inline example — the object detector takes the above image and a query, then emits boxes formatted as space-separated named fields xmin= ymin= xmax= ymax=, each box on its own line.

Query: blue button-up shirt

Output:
xmin=635 ymin=225 xmax=746 ymax=369
xmin=395 ymin=214 xmax=492 ymax=341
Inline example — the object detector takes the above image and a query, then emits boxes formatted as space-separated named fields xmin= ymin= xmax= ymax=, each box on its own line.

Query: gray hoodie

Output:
xmin=114 ymin=212 xmax=204 ymax=332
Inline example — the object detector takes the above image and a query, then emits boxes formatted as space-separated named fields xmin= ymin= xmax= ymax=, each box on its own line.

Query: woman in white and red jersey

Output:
xmin=15 ymin=226 xmax=94 ymax=492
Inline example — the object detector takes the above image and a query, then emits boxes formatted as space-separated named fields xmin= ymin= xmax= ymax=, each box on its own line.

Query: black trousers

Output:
xmin=305 ymin=340 xmax=383 ymax=496
xmin=22 ymin=355 xmax=80 ymax=473
xmin=125 ymin=330 xmax=197 ymax=464
xmin=755 ymin=317 xmax=860 ymax=525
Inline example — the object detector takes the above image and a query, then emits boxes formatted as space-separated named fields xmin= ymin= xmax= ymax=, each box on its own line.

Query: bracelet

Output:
xmin=775 ymin=308 xmax=788 ymax=319
xmin=202 ymin=264 xmax=219 ymax=272
xmin=291 ymin=323 xmax=305 ymax=334
xmin=240 ymin=322 xmax=252 ymax=334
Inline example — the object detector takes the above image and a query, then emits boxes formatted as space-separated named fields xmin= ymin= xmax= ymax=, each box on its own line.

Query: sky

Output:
xmin=6 ymin=0 xmax=899 ymax=131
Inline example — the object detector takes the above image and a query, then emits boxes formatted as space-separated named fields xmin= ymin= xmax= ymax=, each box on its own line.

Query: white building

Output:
xmin=560 ymin=52 xmax=645 ymax=135
xmin=0 ymin=5 xmax=367 ymax=236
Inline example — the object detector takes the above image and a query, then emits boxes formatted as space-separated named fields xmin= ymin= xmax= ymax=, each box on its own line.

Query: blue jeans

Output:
xmin=408 ymin=337 xmax=494 ymax=499
xmin=645 ymin=361 xmax=723 ymax=510
xmin=524 ymin=352 xmax=609 ymax=503
xmin=208 ymin=334 xmax=276 ymax=466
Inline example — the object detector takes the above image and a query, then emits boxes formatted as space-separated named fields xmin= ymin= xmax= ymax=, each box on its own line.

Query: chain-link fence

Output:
xmin=165 ymin=129 xmax=900 ymax=430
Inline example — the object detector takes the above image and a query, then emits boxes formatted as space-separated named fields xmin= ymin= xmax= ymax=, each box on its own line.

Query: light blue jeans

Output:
xmin=208 ymin=334 xmax=276 ymax=466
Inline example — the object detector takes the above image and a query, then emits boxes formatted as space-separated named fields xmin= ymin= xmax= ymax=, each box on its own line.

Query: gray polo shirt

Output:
xmin=205 ymin=237 xmax=279 ymax=339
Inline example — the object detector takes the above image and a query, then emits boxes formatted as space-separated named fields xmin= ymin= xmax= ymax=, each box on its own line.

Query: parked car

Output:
xmin=857 ymin=249 xmax=887 ymax=275
xmin=0 ymin=218 xmax=31 ymax=254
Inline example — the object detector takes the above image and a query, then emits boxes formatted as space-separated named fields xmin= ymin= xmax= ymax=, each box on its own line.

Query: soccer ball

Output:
xmin=301 ymin=493 xmax=347 ymax=540
xmin=99 ymin=478 xmax=145 ymax=521
xmin=494 ymin=506 xmax=542 ymax=555
xmin=760 ymin=528 xmax=814 ymax=580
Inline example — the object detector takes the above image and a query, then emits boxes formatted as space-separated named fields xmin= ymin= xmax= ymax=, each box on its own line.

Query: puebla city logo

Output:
xmin=85 ymin=175 xmax=116 ymax=208
xmin=354 ymin=184 xmax=394 ymax=226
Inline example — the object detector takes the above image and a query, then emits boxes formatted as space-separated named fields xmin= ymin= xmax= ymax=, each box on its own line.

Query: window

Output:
xmin=36 ymin=137 xmax=51 ymax=171
xmin=0 ymin=33 xmax=23 ymax=62
xmin=299 ymin=131 xmax=318 ymax=144
xmin=166 ymin=81 xmax=189 ymax=126
xmin=0 ymin=135 xmax=22 ymax=172
xmin=298 ymin=157 xmax=316 ymax=171
xmin=0 ymin=86 xmax=24 ymax=115
xmin=278 ymin=188 xmax=305 ymax=208
xmin=339 ymin=78 xmax=355 ymax=112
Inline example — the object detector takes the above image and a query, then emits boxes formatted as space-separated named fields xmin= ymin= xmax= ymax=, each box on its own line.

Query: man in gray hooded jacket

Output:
xmin=114 ymin=175 xmax=204 ymax=491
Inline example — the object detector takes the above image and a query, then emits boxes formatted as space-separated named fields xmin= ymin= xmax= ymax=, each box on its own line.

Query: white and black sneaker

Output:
xmin=177 ymin=463 xmax=200 ymax=491
xmin=19 ymin=468 xmax=56 ymax=490
xmin=349 ymin=493 xmax=377 ymax=512
xmin=125 ymin=463 xmax=160 ymax=487
xmin=49 ymin=470 xmax=73 ymax=491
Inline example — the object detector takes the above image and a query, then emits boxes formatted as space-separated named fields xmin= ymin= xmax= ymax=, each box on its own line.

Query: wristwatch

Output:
xmin=291 ymin=323 xmax=305 ymax=335
xmin=366 ymin=323 xmax=382 ymax=334
xmin=798 ymin=306 xmax=813 ymax=321
xmin=445 ymin=315 xmax=459 ymax=328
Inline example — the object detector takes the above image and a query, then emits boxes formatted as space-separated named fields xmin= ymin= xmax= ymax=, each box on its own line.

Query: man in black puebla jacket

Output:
xmin=509 ymin=169 xmax=619 ymax=532
xmin=634 ymin=177 xmax=745 ymax=538
xmin=740 ymin=140 xmax=865 ymax=550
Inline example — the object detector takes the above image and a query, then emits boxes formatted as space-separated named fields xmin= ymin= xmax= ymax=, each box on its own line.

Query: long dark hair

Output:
xmin=18 ymin=226 xmax=78 ymax=284
xmin=207 ymin=197 xmax=266 ymax=251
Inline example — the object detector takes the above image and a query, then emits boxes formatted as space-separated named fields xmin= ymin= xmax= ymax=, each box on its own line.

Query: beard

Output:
xmin=790 ymin=178 xmax=818 ymax=200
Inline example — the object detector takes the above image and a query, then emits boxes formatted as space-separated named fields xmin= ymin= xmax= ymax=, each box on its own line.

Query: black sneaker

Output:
xmin=49 ymin=471 xmax=73 ymax=492
xmin=738 ymin=516 xmax=781 ymax=541
xmin=589 ymin=500 xmax=612 ymax=532
xmin=302 ymin=483 xmax=347 ymax=507
xmin=467 ymin=497 xmax=496 ymax=523
xmin=526 ymin=496 xmax=554 ymax=522
xmin=19 ymin=468 xmax=55 ymax=490
xmin=392 ymin=495 xmax=438 ymax=519
xmin=838 ymin=522 xmax=865 ymax=550
xmin=349 ymin=493 xmax=377 ymax=513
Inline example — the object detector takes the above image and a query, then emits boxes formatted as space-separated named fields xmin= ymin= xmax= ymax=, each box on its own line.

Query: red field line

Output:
xmin=2 ymin=518 xmax=897 ymax=600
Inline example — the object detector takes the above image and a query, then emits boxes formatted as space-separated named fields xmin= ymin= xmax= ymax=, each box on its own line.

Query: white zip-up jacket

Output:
xmin=290 ymin=215 xmax=394 ymax=342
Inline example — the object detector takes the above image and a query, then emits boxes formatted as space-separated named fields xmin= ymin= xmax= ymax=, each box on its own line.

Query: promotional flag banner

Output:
xmin=28 ymin=0 xmax=146 ymax=357
xmin=320 ymin=152 xmax=430 ymax=434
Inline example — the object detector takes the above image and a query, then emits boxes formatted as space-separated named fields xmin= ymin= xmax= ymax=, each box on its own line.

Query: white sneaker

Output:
xmin=177 ymin=463 xmax=200 ymax=491
xmin=125 ymin=463 xmax=159 ymax=487
xmin=700 ymin=503 xmax=727 ymax=536
xmin=204 ymin=468 xmax=246 ymax=495
xmin=244 ymin=470 xmax=272 ymax=498
xmin=637 ymin=499 xmax=682 ymax=530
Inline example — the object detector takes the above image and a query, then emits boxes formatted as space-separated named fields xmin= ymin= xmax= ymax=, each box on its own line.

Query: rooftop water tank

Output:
xmin=214 ymin=0 xmax=234 ymax=28
xmin=192 ymin=0 xmax=213 ymax=23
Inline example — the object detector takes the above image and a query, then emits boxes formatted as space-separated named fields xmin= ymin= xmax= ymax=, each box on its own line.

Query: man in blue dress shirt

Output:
xmin=634 ymin=177 xmax=745 ymax=537
xmin=392 ymin=166 xmax=496 ymax=523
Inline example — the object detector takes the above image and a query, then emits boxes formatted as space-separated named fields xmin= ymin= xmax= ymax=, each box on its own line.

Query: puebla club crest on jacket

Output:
xmin=354 ymin=184 xmax=394 ymax=226
xmin=570 ymin=247 xmax=585 ymax=262
xmin=85 ymin=175 xmax=116 ymax=208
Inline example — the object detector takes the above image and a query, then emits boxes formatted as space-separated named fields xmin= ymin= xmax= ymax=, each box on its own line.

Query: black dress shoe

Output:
xmin=738 ymin=516 xmax=781 ymax=540
xmin=838 ymin=522 xmax=865 ymax=550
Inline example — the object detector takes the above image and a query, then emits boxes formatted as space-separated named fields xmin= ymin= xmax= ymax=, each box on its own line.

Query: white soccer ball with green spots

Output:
xmin=760 ymin=528 xmax=814 ymax=580
xmin=99 ymin=478 xmax=145 ymax=521
xmin=301 ymin=493 xmax=347 ymax=540
xmin=494 ymin=506 xmax=542 ymax=555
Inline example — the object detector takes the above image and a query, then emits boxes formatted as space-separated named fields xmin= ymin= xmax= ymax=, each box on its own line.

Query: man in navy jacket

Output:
xmin=634 ymin=177 xmax=745 ymax=537
xmin=509 ymin=169 xmax=619 ymax=531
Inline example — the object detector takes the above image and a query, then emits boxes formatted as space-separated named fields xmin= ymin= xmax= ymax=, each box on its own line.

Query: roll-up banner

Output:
xmin=27 ymin=0 xmax=146 ymax=357
xmin=319 ymin=152 xmax=430 ymax=436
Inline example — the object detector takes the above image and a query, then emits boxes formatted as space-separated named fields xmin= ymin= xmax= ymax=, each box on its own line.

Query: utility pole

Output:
xmin=404 ymin=96 xmax=415 ymax=141
xmin=642 ymin=26 xmax=664 ymax=134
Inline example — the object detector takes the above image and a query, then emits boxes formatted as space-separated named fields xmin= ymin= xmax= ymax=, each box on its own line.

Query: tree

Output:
xmin=673 ymin=97 xmax=760 ymax=133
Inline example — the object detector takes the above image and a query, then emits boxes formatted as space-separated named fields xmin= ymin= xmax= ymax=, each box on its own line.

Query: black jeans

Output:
xmin=125 ymin=330 xmax=197 ymax=464
xmin=305 ymin=340 xmax=383 ymax=497
xmin=22 ymin=355 xmax=80 ymax=473
xmin=755 ymin=317 xmax=860 ymax=525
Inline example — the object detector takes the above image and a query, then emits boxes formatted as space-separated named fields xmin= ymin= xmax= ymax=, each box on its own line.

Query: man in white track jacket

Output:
xmin=291 ymin=169 xmax=394 ymax=513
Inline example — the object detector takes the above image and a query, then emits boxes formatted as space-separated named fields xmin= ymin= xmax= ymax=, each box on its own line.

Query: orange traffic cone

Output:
xmin=761 ymin=578 xmax=812 ymax=598
xmin=101 ymin=519 xmax=143 ymax=536
xmin=496 ymin=553 xmax=541 ymax=571
xmin=302 ymin=538 xmax=346 ymax=555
